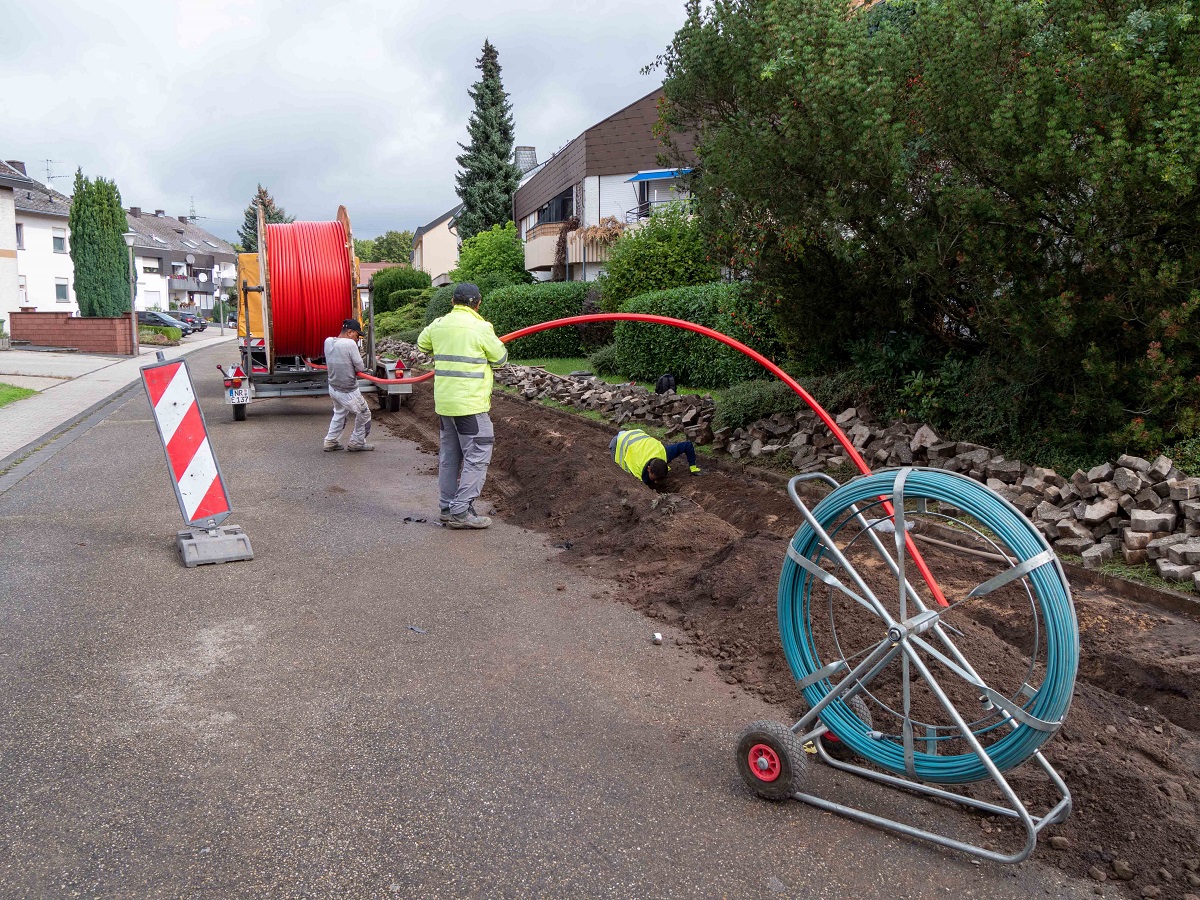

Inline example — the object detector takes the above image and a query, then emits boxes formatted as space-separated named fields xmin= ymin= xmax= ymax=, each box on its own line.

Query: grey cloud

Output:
xmin=1 ymin=0 xmax=686 ymax=242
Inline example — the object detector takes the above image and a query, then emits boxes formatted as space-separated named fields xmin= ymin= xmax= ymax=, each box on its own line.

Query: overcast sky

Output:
xmin=1 ymin=0 xmax=687 ymax=243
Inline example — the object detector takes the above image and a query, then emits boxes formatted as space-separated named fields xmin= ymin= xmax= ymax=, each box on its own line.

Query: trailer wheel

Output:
xmin=379 ymin=392 xmax=400 ymax=413
xmin=233 ymin=403 xmax=247 ymax=421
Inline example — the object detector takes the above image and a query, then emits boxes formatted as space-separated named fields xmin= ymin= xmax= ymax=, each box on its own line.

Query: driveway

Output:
xmin=0 ymin=342 xmax=1094 ymax=898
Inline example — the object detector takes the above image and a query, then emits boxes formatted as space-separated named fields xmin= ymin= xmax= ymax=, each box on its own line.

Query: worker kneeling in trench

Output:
xmin=610 ymin=428 xmax=702 ymax=489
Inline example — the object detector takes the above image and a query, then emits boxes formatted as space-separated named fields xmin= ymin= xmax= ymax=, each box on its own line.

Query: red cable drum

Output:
xmin=264 ymin=220 xmax=353 ymax=359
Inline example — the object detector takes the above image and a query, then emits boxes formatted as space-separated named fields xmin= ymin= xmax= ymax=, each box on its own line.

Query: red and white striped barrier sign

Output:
xmin=141 ymin=358 xmax=232 ymax=527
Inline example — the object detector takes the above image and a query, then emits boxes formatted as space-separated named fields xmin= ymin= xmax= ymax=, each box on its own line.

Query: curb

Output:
xmin=0 ymin=340 xmax=231 ymax=492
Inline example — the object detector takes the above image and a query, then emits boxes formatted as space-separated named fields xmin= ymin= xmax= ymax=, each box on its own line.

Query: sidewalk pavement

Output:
xmin=0 ymin=332 xmax=237 ymax=464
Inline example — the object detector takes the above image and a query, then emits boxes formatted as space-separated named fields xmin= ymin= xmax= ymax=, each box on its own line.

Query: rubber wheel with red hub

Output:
xmin=736 ymin=720 xmax=807 ymax=801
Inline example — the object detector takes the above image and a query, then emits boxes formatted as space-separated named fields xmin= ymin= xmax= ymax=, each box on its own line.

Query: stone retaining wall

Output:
xmin=379 ymin=338 xmax=1200 ymax=587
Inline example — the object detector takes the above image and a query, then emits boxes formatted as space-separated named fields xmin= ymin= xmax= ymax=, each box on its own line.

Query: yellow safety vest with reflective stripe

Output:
xmin=614 ymin=429 xmax=668 ymax=482
xmin=416 ymin=305 xmax=508 ymax=416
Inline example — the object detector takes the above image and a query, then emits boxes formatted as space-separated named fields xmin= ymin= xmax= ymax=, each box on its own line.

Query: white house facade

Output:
xmin=512 ymin=87 xmax=695 ymax=283
xmin=125 ymin=207 xmax=237 ymax=316
xmin=11 ymin=167 xmax=77 ymax=314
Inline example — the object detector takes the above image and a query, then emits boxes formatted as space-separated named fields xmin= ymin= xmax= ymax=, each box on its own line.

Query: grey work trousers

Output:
xmin=438 ymin=412 xmax=494 ymax=515
xmin=325 ymin=387 xmax=372 ymax=446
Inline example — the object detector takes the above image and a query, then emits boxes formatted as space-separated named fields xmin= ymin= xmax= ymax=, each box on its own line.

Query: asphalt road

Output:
xmin=0 ymin=343 xmax=1095 ymax=899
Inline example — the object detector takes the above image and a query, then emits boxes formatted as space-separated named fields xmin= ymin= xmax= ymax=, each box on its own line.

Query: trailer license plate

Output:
xmin=226 ymin=387 xmax=250 ymax=404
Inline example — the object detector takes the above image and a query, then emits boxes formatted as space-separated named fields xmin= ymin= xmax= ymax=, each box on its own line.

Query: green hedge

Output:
xmin=714 ymin=380 xmax=801 ymax=431
xmin=140 ymin=325 xmax=182 ymax=342
xmin=376 ymin=307 xmax=425 ymax=337
xmin=478 ymin=282 xmax=587 ymax=358
xmin=586 ymin=343 xmax=623 ymax=376
xmin=372 ymin=266 xmax=431 ymax=297
xmin=423 ymin=285 xmax=456 ymax=325
xmin=611 ymin=282 xmax=780 ymax=387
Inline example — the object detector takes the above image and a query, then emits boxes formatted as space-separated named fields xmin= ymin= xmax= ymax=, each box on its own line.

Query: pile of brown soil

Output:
xmin=380 ymin=386 xmax=1200 ymax=898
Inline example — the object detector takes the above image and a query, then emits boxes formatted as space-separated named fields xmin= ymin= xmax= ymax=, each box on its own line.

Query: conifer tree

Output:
xmin=68 ymin=169 xmax=131 ymax=317
xmin=237 ymin=184 xmax=294 ymax=252
xmin=454 ymin=40 xmax=521 ymax=241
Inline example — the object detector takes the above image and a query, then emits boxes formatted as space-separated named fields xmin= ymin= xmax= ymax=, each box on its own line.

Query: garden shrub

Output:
xmin=586 ymin=343 xmax=623 ymax=376
xmin=375 ymin=307 xmax=424 ymax=337
xmin=139 ymin=325 xmax=182 ymax=342
xmin=714 ymin=380 xmax=800 ymax=431
xmin=599 ymin=203 xmax=720 ymax=312
xmin=450 ymin=222 xmax=530 ymax=284
xmin=372 ymin=266 xmax=431 ymax=297
xmin=423 ymin=286 xmax=456 ymax=324
xmin=395 ymin=326 xmax=423 ymax=344
xmin=611 ymin=282 xmax=780 ymax=387
xmin=385 ymin=287 xmax=428 ymax=313
xmin=478 ymin=282 xmax=587 ymax=358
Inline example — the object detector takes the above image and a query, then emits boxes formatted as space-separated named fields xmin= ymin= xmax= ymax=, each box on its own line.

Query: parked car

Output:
xmin=138 ymin=310 xmax=195 ymax=335
xmin=175 ymin=311 xmax=207 ymax=332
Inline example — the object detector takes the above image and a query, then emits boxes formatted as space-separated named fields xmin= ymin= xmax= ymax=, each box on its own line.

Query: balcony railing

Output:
xmin=168 ymin=276 xmax=216 ymax=293
xmin=624 ymin=197 xmax=694 ymax=224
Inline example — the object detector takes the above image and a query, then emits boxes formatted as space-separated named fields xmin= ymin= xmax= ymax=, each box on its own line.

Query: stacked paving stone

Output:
xmin=379 ymin=339 xmax=1200 ymax=585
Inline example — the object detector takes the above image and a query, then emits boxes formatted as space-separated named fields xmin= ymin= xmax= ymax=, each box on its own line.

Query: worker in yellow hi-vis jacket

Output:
xmin=610 ymin=428 xmax=702 ymax=489
xmin=416 ymin=283 xmax=508 ymax=529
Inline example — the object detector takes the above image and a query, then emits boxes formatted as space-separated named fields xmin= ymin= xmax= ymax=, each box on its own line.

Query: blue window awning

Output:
xmin=625 ymin=168 xmax=692 ymax=183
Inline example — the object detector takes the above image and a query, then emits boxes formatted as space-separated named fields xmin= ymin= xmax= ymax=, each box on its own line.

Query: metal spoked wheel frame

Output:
xmin=739 ymin=467 xmax=1078 ymax=864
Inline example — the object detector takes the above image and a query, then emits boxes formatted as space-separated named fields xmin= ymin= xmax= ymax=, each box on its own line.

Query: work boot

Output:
xmin=347 ymin=442 xmax=375 ymax=452
xmin=323 ymin=441 xmax=342 ymax=452
xmin=689 ymin=465 xmax=703 ymax=475
xmin=439 ymin=507 xmax=452 ymax=524
xmin=445 ymin=511 xmax=491 ymax=529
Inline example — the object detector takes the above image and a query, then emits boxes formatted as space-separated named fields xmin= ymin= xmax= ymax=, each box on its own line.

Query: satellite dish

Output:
xmin=185 ymin=253 xmax=195 ymax=264
xmin=197 ymin=272 xmax=208 ymax=283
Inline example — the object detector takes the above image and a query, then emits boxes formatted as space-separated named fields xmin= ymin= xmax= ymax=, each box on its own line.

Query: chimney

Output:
xmin=178 ymin=216 xmax=188 ymax=224
xmin=155 ymin=209 xmax=165 ymax=216
xmin=5 ymin=160 xmax=26 ymax=176
xmin=129 ymin=206 xmax=141 ymax=217
xmin=514 ymin=146 xmax=538 ymax=175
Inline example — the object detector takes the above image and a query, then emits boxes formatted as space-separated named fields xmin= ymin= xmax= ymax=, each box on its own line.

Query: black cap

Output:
xmin=453 ymin=283 xmax=482 ymax=304
xmin=342 ymin=318 xmax=363 ymax=335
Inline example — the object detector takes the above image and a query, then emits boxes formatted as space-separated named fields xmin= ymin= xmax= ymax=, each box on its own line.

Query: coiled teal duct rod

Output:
xmin=779 ymin=468 xmax=1078 ymax=784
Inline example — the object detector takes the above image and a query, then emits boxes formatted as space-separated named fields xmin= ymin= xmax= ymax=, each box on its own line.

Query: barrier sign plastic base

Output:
xmin=177 ymin=525 xmax=254 ymax=568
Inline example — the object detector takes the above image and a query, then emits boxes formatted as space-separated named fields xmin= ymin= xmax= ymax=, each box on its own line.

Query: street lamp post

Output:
xmin=123 ymin=231 xmax=138 ymax=356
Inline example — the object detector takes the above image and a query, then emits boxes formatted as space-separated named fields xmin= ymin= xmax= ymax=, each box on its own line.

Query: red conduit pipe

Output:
xmin=350 ymin=312 xmax=947 ymax=606
xmin=266 ymin=221 xmax=353 ymax=359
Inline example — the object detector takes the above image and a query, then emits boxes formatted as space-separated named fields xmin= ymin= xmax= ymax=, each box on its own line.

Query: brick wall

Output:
xmin=10 ymin=309 xmax=135 ymax=355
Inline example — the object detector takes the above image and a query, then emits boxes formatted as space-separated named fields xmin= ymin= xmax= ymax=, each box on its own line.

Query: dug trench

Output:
xmin=379 ymin=386 xmax=1200 ymax=897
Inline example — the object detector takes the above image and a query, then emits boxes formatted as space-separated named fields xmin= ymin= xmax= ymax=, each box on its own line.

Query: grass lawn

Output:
xmin=511 ymin=357 xmax=723 ymax=400
xmin=0 ymin=382 xmax=36 ymax=409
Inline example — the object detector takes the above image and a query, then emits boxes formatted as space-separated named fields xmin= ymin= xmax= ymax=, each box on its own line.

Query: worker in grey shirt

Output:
xmin=323 ymin=318 xmax=374 ymax=451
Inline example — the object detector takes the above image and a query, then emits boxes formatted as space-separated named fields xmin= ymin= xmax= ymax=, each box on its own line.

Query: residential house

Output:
xmin=0 ymin=160 xmax=25 ymax=330
xmin=7 ymin=161 xmax=76 ymax=315
xmin=410 ymin=203 xmax=463 ymax=287
xmin=512 ymin=87 xmax=695 ymax=282
xmin=124 ymin=207 xmax=237 ymax=317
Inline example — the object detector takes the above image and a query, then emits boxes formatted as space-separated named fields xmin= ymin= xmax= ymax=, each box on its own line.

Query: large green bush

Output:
xmin=372 ymin=266 xmax=431 ymax=298
xmin=714 ymin=380 xmax=801 ymax=431
xmin=599 ymin=203 xmax=720 ymax=312
xmin=478 ymin=282 xmax=587 ymax=358
xmin=611 ymin=282 xmax=780 ymax=387
xmin=586 ymin=343 xmax=623 ymax=376
xmin=376 ymin=307 xmax=424 ymax=337
xmin=450 ymin=222 xmax=530 ymax=283
xmin=423 ymin=286 xmax=456 ymax=325
xmin=658 ymin=0 xmax=1200 ymax=460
